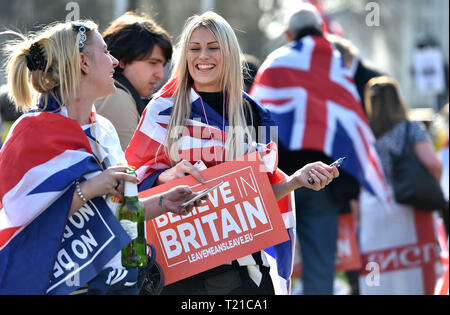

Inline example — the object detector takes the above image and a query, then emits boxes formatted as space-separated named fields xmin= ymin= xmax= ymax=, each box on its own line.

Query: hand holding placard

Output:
xmin=139 ymin=152 xmax=289 ymax=285
xmin=181 ymin=181 xmax=225 ymax=207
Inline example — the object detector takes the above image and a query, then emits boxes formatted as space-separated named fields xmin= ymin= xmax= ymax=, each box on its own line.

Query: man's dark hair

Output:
xmin=102 ymin=11 xmax=173 ymax=73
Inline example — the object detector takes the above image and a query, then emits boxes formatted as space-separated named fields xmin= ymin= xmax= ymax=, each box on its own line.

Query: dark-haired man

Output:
xmin=95 ymin=11 xmax=173 ymax=150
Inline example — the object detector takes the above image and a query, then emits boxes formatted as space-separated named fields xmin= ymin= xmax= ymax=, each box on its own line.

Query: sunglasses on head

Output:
xmin=72 ymin=23 xmax=91 ymax=52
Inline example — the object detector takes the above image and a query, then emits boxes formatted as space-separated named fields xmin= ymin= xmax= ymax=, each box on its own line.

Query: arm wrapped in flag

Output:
xmin=0 ymin=112 xmax=130 ymax=294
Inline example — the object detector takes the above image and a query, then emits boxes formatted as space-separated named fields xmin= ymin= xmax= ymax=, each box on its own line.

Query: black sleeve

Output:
xmin=329 ymin=169 xmax=361 ymax=209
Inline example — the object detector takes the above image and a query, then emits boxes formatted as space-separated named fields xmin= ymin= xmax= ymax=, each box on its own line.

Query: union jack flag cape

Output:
xmin=0 ymin=96 xmax=130 ymax=294
xmin=126 ymin=80 xmax=296 ymax=294
xmin=250 ymin=35 xmax=388 ymax=203
xmin=440 ymin=139 xmax=449 ymax=202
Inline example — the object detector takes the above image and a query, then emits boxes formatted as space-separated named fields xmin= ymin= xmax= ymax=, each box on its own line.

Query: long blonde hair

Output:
xmin=161 ymin=11 xmax=254 ymax=165
xmin=2 ymin=20 xmax=97 ymax=112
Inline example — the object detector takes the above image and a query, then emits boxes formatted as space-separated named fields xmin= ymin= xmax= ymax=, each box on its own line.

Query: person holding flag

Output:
xmin=250 ymin=3 xmax=388 ymax=294
xmin=125 ymin=11 xmax=339 ymax=295
xmin=0 ymin=20 xmax=206 ymax=295
xmin=359 ymin=76 xmax=442 ymax=295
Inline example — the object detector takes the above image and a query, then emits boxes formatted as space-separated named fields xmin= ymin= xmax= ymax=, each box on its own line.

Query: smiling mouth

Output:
xmin=196 ymin=64 xmax=215 ymax=71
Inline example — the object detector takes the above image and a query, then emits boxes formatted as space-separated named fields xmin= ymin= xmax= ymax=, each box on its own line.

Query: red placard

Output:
xmin=335 ymin=213 xmax=362 ymax=271
xmin=139 ymin=152 xmax=289 ymax=285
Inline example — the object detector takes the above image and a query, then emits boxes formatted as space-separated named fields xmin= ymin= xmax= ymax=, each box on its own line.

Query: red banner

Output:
xmin=335 ymin=213 xmax=361 ymax=271
xmin=139 ymin=152 xmax=289 ymax=285
xmin=292 ymin=213 xmax=361 ymax=279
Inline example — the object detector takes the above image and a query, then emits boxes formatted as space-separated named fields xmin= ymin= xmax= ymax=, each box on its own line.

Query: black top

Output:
xmin=197 ymin=91 xmax=263 ymax=140
xmin=197 ymin=91 xmax=225 ymax=117
xmin=277 ymin=144 xmax=360 ymax=210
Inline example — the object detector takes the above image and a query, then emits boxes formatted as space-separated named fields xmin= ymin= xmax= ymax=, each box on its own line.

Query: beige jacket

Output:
xmin=95 ymin=82 xmax=140 ymax=151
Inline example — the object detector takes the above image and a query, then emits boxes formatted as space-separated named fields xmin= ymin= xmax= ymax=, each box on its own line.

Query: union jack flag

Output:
xmin=440 ymin=140 xmax=449 ymax=201
xmin=250 ymin=35 xmax=388 ymax=203
xmin=0 ymin=99 xmax=130 ymax=294
xmin=126 ymin=80 xmax=296 ymax=294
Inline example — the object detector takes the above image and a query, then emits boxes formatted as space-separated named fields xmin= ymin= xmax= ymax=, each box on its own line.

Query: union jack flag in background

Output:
xmin=0 ymin=101 xmax=130 ymax=294
xmin=250 ymin=35 xmax=388 ymax=204
xmin=126 ymin=81 xmax=296 ymax=294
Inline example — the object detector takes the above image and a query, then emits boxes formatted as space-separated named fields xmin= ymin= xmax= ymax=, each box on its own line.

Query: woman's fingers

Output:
xmin=111 ymin=189 xmax=124 ymax=201
xmin=314 ymin=169 xmax=327 ymax=183
xmin=162 ymin=184 xmax=211 ymax=217
xmin=302 ymin=162 xmax=340 ymax=191
xmin=312 ymin=167 xmax=334 ymax=188
xmin=177 ymin=160 xmax=206 ymax=184
xmin=184 ymin=203 xmax=195 ymax=214
xmin=114 ymin=171 xmax=138 ymax=184
xmin=157 ymin=160 xmax=207 ymax=185
xmin=103 ymin=167 xmax=138 ymax=197
xmin=307 ymin=170 xmax=323 ymax=190
xmin=107 ymin=165 xmax=130 ymax=172
xmin=193 ymin=197 xmax=205 ymax=207
xmin=81 ymin=166 xmax=140 ymax=201
xmin=330 ymin=165 xmax=340 ymax=178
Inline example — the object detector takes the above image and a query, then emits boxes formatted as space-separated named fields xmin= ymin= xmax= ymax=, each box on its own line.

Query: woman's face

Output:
xmin=83 ymin=31 xmax=119 ymax=99
xmin=187 ymin=26 xmax=223 ymax=92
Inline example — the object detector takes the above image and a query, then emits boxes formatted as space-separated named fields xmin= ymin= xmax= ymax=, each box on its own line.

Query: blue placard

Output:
xmin=46 ymin=197 xmax=130 ymax=295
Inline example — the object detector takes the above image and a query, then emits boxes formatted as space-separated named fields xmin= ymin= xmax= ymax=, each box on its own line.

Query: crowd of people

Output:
xmin=0 ymin=3 xmax=448 ymax=295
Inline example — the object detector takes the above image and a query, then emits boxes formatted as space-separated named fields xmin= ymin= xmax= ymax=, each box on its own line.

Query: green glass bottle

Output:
xmin=119 ymin=168 xmax=147 ymax=267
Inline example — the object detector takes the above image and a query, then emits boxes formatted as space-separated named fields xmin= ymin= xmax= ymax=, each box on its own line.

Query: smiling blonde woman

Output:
xmin=126 ymin=11 xmax=339 ymax=295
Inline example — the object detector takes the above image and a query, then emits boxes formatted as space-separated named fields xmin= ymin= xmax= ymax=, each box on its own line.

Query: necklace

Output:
xmin=89 ymin=112 xmax=105 ymax=171
xmin=196 ymin=91 xmax=226 ymax=164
